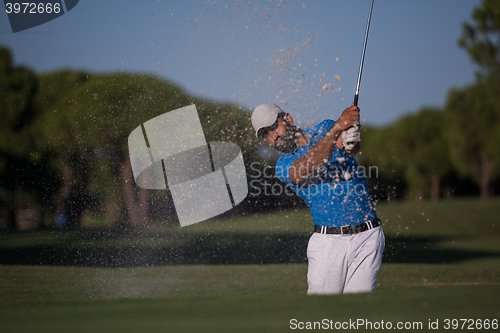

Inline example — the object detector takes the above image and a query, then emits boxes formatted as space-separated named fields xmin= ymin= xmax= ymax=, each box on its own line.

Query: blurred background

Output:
xmin=1 ymin=0 xmax=499 ymax=231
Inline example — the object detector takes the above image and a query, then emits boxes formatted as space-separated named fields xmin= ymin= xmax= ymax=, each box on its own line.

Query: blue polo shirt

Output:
xmin=275 ymin=119 xmax=377 ymax=227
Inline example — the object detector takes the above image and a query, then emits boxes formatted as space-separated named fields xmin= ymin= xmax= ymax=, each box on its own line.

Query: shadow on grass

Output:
xmin=0 ymin=229 xmax=498 ymax=267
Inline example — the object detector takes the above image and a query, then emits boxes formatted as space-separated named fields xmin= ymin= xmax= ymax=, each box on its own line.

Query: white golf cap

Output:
xmin=251 ymin=103 xmax=284 ymax=139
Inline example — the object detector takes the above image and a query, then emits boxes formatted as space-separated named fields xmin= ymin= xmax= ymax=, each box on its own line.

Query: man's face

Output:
xmin=264 ymin=117 xmax=287 ymax=147
xmin=260 ymin=115 xmax=304 ymax=153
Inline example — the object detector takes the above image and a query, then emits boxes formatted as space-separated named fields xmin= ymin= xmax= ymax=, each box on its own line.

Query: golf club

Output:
xmin=354 ymin=0 xmax=374 ymax=109
xmin=346 ymin=0 xmax=374 ymax=148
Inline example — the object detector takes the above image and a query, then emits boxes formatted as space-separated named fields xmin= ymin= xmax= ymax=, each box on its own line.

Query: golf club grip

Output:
xmin=353 ymin=94 xmax=360 ymax=127
xmin=346 ymin=94 xmax=360 ymax=147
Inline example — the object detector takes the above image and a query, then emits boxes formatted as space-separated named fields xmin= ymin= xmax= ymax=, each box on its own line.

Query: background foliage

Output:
xmin=1 ymin=0 xmax=500 ymax=229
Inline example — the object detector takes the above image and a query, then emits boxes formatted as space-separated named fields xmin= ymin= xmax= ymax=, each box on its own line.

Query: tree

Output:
xmin=459 ymin=0 xmax=500 ymax=78
xmin=34 ymin=72 xmax=191 ymax=227
xmin=1 ymin=46 xmax=285 ymax=229
xmin=447 ymin=0 xmax=500 ymax=198
xmin=391 ymin=109 xmax=452 ymax=201
xmin=357 ymin=126 xmax=408 ymax=202
xmin=445 ymin=79 xmax=500 ymax=198
xmin=35 ymin=72 xmax=260 ymax=227
xmin=0 ymin=47 xmax=60 ymax=229
xmin=32 ymin=70 xmax=93 ymax=228
xmin=0 ymin=47 xmax=38 ymax=160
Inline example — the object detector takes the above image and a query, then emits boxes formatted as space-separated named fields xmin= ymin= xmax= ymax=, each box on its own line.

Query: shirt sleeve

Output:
xmin=275 ymin=119 xmax=336 ymax=186
xmin=275 ymin=154 xmax=297 ymax=187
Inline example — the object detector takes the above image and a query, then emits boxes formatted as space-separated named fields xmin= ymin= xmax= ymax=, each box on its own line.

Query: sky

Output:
xmin=0 ymin=0 xmax=482 ymax=128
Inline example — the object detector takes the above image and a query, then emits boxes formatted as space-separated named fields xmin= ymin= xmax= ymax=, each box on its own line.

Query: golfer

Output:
xmin=251 ymin=103 xmax=384 ymax=294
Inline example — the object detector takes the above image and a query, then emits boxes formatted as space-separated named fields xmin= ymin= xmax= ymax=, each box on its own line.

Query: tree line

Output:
xmin=0 ymin=46 xmax=304 ymax=229
xmin=359 ymin=0 xmax=500 ymax=201
xmin=0 ymin=0 xmax=499 ymax=229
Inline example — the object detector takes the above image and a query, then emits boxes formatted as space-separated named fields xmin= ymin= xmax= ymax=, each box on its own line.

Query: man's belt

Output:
xmin=314 ymin=218 xmax=381 ymax=236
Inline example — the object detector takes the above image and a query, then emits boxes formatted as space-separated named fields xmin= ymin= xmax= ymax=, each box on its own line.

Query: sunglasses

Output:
xmin=257 ymin=113 xmax=285 ymax=139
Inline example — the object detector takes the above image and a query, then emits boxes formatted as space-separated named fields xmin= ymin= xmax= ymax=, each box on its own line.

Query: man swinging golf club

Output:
xmin=251 ymin=102 xmax=384 ymax=294
xmin=251 ymin=0 xmax=383 ymax=294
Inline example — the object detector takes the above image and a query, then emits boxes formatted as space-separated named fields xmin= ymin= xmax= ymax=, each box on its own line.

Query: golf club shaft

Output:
xmin=353 ymin=0 xmax=374 ymax=108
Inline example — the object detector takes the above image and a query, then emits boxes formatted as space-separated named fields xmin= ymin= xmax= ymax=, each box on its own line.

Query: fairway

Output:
xmin=1 ymin=198 xmax=499 ymax=332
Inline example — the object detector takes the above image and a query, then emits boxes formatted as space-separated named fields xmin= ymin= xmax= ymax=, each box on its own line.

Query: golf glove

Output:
xmin=342 ymin=126 xmax=360 ymax=151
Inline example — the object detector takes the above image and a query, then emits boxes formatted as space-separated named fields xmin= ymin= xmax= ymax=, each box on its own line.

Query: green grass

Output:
xmin=1 ymin=261 xmax=499 ymax=305
xmin=1 ymin=287 xmax=499 ymax=333
xmin=1 ymin=198 xmax=499 ymax=332
xmin=375 ymin=197 xmax=500 ymax=237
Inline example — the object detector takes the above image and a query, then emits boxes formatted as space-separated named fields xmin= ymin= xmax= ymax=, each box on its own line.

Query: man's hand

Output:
xmin=288 ymin=103 xmax=361 ymax=184
xmin=342 ymin=126 xmax=360 ymax=151
xmin=333 ymin=103 xmax=360 ymax=132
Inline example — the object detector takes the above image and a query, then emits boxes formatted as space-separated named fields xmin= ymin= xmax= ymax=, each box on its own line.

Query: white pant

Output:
xmin=306 ymin=226 xmax=384 ymax=295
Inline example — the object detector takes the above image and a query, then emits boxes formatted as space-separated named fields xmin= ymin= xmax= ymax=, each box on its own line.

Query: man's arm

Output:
xmin=288 ymin=104 xmax=360 ymax=185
